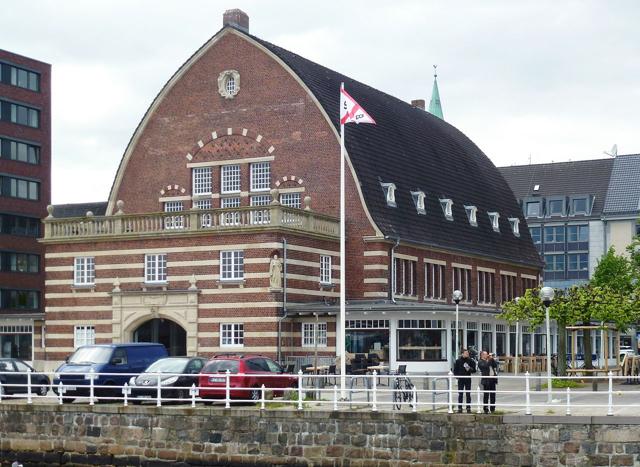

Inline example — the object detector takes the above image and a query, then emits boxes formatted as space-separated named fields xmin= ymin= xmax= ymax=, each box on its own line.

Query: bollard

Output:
xmin=122 ymin=383 xmax=130 ymax=406
xmin=297 ymin=370 xmax=303 ymax=411
xmin=122 ymin=382 xmax=131 ymax=406
xmin=476 ymin=385 xmax=482 ymax=414
xmin=333 ymin=385 xmax=338 ymax=411
xmin=225 ymin=369 xmax=231 ymax=409
xmin=447 ymin=371 xmax=454 ymax=414
xmin=607 ymin=371 xmax=613 ymax=416
xmin=412 ymin=385 xmax=417 ymax=413
xmin=26 ymin=369 xmax=32 ymax=404
xmin=88 ymin=368 xmax=95 ymax=406
xmin=371 ymin=371 xmax=377 ymax=412
xmin=260 ymin=384 xmax=266 ymax=410
xmin=525 ymin=372 xmax=531 ymax=415
xmin=190 ymin=383 xmax=198 ymax=408
xmin=156 ymin=373 xmax=162 ymax=407
xmin=566 ymin=387 xmax=571 ymax=416
xmin=57 ymin=382 xmax=65 ymax=405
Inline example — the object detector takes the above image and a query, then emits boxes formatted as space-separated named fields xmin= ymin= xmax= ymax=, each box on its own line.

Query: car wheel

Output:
xmin=250 ymin=388 xmax=261 ymax=401
xmin=38 ymin=385 xmax=48 ymax=396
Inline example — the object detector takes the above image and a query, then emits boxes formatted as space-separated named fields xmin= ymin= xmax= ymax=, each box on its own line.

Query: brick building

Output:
xmin=41 ymin=10 xmax=542 ymax=372
xmin=0 ymin=50 xmax=51 ymax=363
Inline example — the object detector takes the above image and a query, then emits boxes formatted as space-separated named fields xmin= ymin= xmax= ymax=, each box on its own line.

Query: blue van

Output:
xmin=53 ymin=343 xmax=168 ymax=402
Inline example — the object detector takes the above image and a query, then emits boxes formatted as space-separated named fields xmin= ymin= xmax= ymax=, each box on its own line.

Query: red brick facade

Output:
xmin=0 ymin=49 xmax=51 ymax=363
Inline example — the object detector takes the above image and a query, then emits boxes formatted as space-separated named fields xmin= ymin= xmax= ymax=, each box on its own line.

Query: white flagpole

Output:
xmin=339 ymin=82 xmax=347 ymax=399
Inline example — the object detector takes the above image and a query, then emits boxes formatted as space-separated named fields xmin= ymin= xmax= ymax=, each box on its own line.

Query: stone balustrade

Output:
xmin=42 ymin=203 xmax=339 ymax=243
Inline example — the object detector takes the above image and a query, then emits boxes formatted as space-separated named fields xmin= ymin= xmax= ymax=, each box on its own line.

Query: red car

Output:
xmin=199 ymin=354 xmax=297 ymax=401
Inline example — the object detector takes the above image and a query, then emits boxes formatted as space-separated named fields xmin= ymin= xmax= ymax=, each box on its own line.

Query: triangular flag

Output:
xmin=340 ymin=87 xmax=376 ymax=125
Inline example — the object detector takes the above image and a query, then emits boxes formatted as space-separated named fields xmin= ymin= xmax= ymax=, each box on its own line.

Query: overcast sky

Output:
xmin=4 ymin=0 xmax=639 ymax=204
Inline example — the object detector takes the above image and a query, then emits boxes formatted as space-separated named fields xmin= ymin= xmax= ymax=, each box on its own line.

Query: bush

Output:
xmin=542 ymin=379 xmax=584 ymax=389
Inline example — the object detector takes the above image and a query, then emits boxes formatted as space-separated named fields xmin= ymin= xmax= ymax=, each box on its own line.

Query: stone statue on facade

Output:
xmin=269 ymin=254 xmax=283 ymax=290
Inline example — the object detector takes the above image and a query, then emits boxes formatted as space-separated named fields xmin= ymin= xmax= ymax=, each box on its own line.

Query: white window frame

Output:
xmin=164 ymin=201 xmax=184 ymax=230
xmin=250 ymin=194 xmax=271 ymax=224
xmin=424 ymin=262 xmax=445 ymax=300
xmin=74 ymin=325 xmax=95 ymax=349
xmin=508 ymin=217 xmax=520 ymax=236
xmin=302 ymin=322 xmax=327 ymax=347
xmin=488 ymin=212 xmax=500 ymax=231
xmin=194 ymin=199 xmax=212 ymax=227
xmin=464 ymin=205 xmax=478 ymax=226
xmin=320 ymin=255 xmax=332 ymax=284
xmin=220 ymin=250 xmax=244 ymax=281
xmin=221 ymin=197 xmax=241 ymax=226
xmin=145 ymin=254 xmax=167 ymax=283
xmin=192 ymin=167 xmax=212 ymax=195
xmin=280 ymin=192 xmax=301 ymax=209
xmin=220 ymin=323 xmax=244 ymax=347
xmin=440 ymin=198 xmax=453 ymax=220
xmin=73 ymin=257 xmax=95 ymax=286
xmin=381 ymin=182 xmax=397 ymax=207
xmin=250 ymin=162 xmax=271 ymax=192
xmin=411 ymin=190 xmax=426 ymax=215
xmin=221 ymin=164 xmax=241 ymax=194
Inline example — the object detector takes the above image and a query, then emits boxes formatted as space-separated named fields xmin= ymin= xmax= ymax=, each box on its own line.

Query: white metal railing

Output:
xmin=42 ymin=205 xmax=339 ymax=241
xmin=1 ymin=369 xmax=640 ymax=415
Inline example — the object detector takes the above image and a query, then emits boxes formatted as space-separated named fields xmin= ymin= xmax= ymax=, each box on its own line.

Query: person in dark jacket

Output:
xmin=453 ymin=349 xmax=477 ymax=413
xmin=478 ymin=351 xmax=499 ymax=413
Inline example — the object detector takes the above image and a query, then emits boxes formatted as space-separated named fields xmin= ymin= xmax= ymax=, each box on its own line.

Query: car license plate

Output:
xmin=65 ymin=386 xmax=77 ymax=391
xmin=137 ymin=395 xmax=151 ymax=399
xmin=209 ymin=377 xmax=225 ymax=383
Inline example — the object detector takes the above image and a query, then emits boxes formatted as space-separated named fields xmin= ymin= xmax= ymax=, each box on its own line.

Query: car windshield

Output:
xmin=144 ymin=358 xmax=188 ymax=374
xmin=68 ymin=347 xmax=112 ymax=364
xmin=202 ymin=360 xmax=239 ymax=374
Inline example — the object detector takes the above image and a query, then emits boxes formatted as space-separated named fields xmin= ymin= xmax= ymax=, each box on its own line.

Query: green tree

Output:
xmin=592 ymin=247 xmax=633 ymax=294
xmin=500 ymin=288 xmax=572 ymax=376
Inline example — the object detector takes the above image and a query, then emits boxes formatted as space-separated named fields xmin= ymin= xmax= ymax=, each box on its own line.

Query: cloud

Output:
xmin=2 ymin=0 xmax=639 ymax=203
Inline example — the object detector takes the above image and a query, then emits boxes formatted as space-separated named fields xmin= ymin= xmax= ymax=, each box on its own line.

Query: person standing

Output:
xmin=478 ymin=351 xmax=499 ymax=413
xmin=453 ymin=348 xmax=477 ymax=413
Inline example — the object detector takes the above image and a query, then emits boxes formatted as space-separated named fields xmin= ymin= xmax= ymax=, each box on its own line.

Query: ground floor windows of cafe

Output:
xmin=0 ymin=325 xmax=32 ymax=359
xmin=397 ymin=320 xmax=446 ymax=361
xmin=345 ymin=320 xmax=389 ymax=360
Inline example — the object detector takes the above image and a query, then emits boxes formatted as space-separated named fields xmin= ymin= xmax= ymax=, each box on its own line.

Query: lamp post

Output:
xmin=540 ymin=286 xmax=555 ymax=403
xmin=514 ymin=297 xmax=520 ymax=376
xmin=453 ymin=290 xmax=463 ymax=360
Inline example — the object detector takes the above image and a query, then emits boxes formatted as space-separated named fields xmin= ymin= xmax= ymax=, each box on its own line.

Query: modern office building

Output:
xmin=40 ymin=10 xmax=542 ymax=372
xmin=0 ymin=50 xmax=51 ymax=363
xmin=500 ymin=154 xmax=640 ymax=289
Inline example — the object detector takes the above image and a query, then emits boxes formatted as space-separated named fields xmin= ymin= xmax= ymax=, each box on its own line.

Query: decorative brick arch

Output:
xmin=159 ymin=184 xmax=187 ymax=196
xmin=275 ymin=175 xmax=304 ymax=188
xmin=185 ymin=127 xmax=276 ymax=162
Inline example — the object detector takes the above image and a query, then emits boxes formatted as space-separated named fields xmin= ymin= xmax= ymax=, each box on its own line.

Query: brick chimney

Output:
xmin=411 ymin=99 xmax=425 ymax=110
xmin=223 ymin=9 xmax=249 ymax=33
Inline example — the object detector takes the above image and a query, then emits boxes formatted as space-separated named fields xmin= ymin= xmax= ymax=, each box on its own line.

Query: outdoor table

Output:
xmin=367 ymin=364 xmax=390 ymax=386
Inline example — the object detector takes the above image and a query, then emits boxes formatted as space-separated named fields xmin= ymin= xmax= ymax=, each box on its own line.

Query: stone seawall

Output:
xmin=1 ymin=404 xmax=640 ymax=466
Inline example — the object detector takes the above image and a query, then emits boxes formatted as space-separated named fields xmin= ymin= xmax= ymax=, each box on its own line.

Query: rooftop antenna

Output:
xmin=604 ymin=144 xmax=618 ymax=157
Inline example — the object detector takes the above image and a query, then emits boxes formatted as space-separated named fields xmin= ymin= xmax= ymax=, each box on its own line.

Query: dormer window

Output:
xmin=464 ymin=205 xmax=477 ymax=226
xmin=508 ymin=217 xmax=520 ymax=236
xmin=547 ymin=198 xmax=565 ymax=217
xmin=411 ymin=190 xmax=426 ymax=215
xmin=488 ymin=212 xmax=500 ymax=231
xmin=381 ymin=182 xmax=397 ymax=207
xmin=570 ymin=196 xmax=589 ymax=216
xmin=525 ymin=200 xmax=541 ymax=218
xmin=439 ymin=198 xmax=453 ymax=220
xmin=533 ymin=184 xmax=540 ymax=192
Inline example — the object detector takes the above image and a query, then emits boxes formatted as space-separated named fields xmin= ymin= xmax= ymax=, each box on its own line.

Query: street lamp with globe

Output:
xmin=540 ymin=286 xmax=555 ymax=402
xmin=453 ymin=290 xmax=463 ymax=359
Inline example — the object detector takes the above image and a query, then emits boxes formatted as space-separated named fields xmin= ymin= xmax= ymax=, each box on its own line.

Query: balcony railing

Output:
xmin=42 ymin=204 xmax=339 ymax=242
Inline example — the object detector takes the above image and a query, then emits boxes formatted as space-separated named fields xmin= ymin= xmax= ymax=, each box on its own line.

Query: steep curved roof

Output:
xmin=247 ymin=32 xmax=541 ymax=267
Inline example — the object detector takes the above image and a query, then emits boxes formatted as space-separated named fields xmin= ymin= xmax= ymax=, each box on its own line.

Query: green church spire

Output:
xmin=428 ymin=65 xmax=444 ymax=120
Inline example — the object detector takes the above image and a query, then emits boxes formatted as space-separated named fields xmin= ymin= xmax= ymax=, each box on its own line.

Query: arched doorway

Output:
xmin=133 ymin=318 xmax=186 ymax=356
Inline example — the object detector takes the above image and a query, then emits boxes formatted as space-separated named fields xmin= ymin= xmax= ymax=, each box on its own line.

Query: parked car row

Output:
xmin=0 ymin=343 xmax=299 ymax=404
